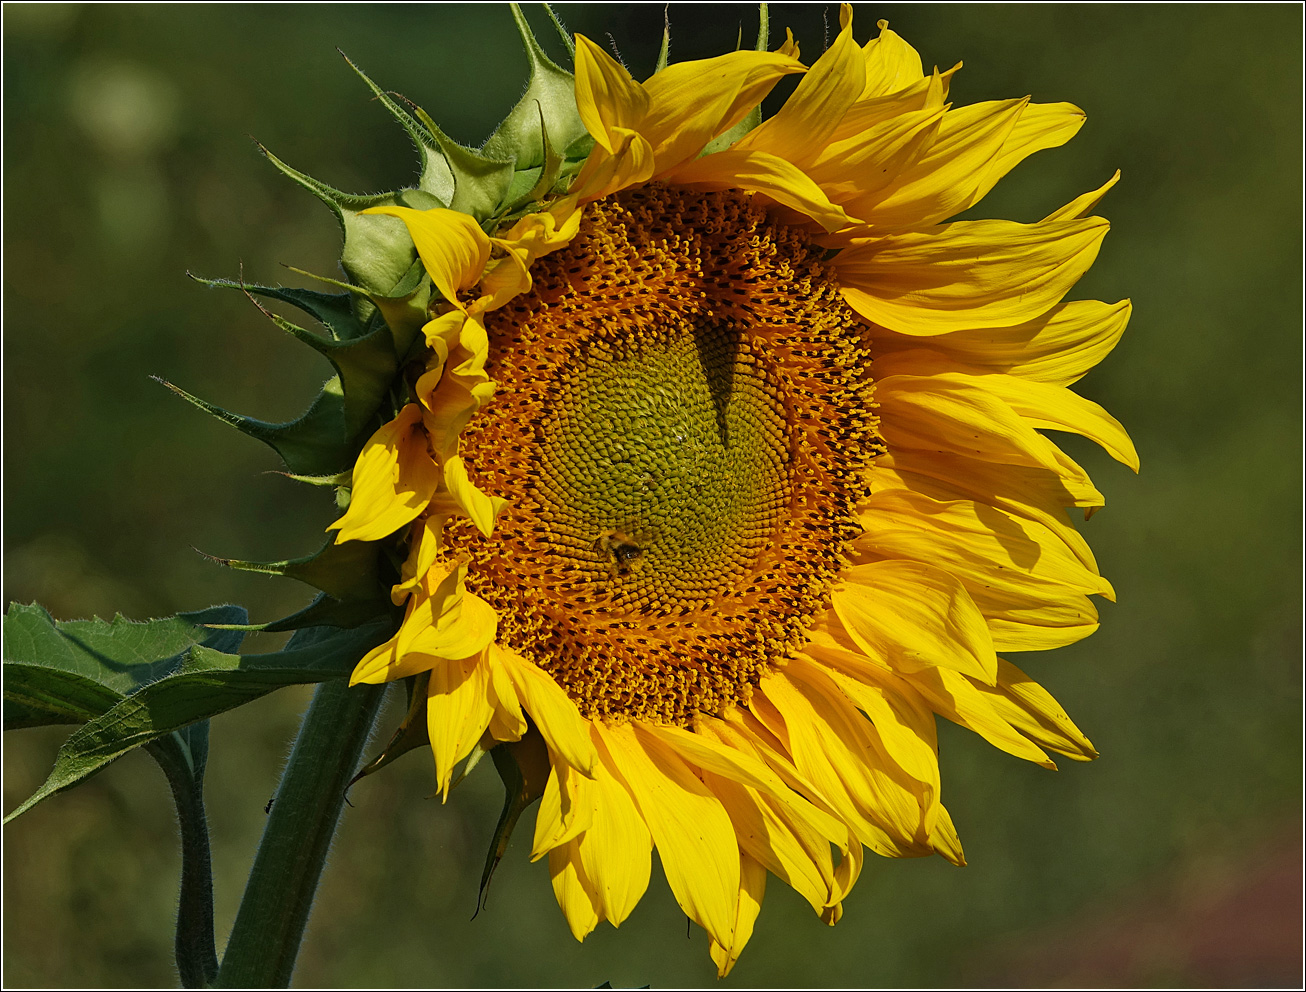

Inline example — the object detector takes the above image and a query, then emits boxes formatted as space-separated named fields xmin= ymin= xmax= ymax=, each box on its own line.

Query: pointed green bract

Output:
xmin=337 ymin=51 xmax=455 ymax=206
xmin=208 ymin=537 xmax=384 ymax=605
xmin=157 ymin=374 xmax=353 ymax=476
xmin=483 ymin=4 xmax=587 ymax=171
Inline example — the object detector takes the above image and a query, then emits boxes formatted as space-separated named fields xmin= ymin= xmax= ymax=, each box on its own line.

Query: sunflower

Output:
xmin=328 ymin=7 xmax=1136 ymax=975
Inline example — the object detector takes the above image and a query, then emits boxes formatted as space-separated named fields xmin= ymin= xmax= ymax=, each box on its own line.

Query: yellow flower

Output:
xmin=329 ymin=8 xmax=1136 ymax=976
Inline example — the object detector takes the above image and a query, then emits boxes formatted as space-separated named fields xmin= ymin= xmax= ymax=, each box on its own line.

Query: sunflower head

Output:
xmin=214 ymin=4 xmax=1135 ymax=977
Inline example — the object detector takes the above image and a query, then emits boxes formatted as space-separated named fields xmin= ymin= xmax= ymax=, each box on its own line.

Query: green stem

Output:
xmin=216 ymin=679 xmax=385 ymax=988
xmin=148 ymin=727 xmax=219 ymax=989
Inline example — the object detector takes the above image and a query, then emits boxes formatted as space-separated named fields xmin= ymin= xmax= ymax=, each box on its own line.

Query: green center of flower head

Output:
xmin=452 ymin=185 xmax=883 ymax=725
xmin=541 ymin=320 xmax=791 ymax=610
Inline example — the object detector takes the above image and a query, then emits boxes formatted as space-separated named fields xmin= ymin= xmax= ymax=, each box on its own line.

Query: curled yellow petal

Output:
xmin=363 ymin=205 xmax=489 ymax=310
xmin=328 ymin=404 xmax=438 ymax=544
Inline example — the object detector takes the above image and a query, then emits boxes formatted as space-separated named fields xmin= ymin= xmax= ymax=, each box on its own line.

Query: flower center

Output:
xmin=451 ymin=186 xmax=881 ymax=725
xmin=539 ymin=319 xmax=791 ymax=612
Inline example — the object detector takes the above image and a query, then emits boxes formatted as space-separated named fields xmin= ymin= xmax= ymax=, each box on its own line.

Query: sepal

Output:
xmin=478 ymin=731 xmax=551 ymax=912
xmin=193 ymin=275 xmax=400 ymax=438
xmin=482 ymin=4 xmax=587 ymax=171
xmin=256 ymin=143 xmax=426 ymax=301
xmin=155 ymin=374 xmax=352 ymax=477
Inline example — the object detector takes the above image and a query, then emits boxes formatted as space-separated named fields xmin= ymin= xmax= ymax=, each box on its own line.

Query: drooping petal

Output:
xmin=328 ymin=404 xmax=439 ymax=543
xmin=426 ymin=652 xmax=496 ymax=797
xmin=364 ymin=205 xmax=490 ymax=309
xmin=494 ymin=644 xmax=597 ymax=776
xmin=972 ymin=658 xmax=1099 ymax=760
xmin=598 ymin=722 xmax=741 ymax=948
xmin=575 ymin=743 xmax=653 ymax=927
xmin=548 ymin=841 xmax=601 ymax=940
xmin=709 ymin=854 xmax=767 ymax=978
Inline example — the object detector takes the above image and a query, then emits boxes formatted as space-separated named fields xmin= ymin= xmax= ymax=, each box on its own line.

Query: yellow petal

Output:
xmin=871 ymin=299 xmax=1132 ymax=386
xmin=757 ymin=673 xmax=930 ymax=858
xmin=531 ymin=761 xmax=595 ymax=858
xmin=836 ymin=215 xmax=1109 ymax=334
xmin=830 ymin=66 xmax=954 ymax=142
xmin=665 ymin=147 xmax=851 ymax=232
xmin=973 ymin=658 xmax=1098 ymax=761
xmin=1044 ymin=170 xmax=1122 ymax=222
xmin=843 ymin=98 xmax=1027 ymax=227
xmin=566 ymin=125 xmax=656 ymax=204
xmin=328 ymin=404 xmax=438 ymax=543
xmin=875 ymin=372 xmax=1104 ymax=499
xmin=426 ymin=652 xmax=496 ymax=797
xmin=494 ymin=644 xmax=597 ymax=776
xmin=903 ymin=666 xmax=1054 ymax=768
xmin=978 ymin=374 xmax=1140 ymax=472
xmin=710 ymin=854 xmax=766 ymax=978
xmin=641 ymin=50 xmax=805 ymax=175
xmin=576 ymin=744 xmax=652 ymax=927
xmin=855 ymin=490 xmax=1115 ymax=644
xmin=737 ymin=11 xmax=864 ymax=162
xmin=818 ymin=660 xmax=943 ymax=804
xmin=648 ymin=720 xmax=848 ymax=844
xmin=966 ymin=102 xmax=1086 ymax=211
xmin=441 ymin=455 xmax=504 ymax=537
xmin=485 ymin=647 xmax=527 ymax=741
xmin=599 ymin=722 xmax=741 ymax=947
xmin=861 ymin=19 xmax=925 ymax=97
xmin=407 ymin=588 xmax=498 ymax=662
xmin=390 ymin=513 xmax=445 ymax=605
xmin=363 ymin=206 xmax=489 ymax=310
xmin=548 ymin=842 xmax=600 ymax=940
xmin=833 ymin=559 xmax=999 ymax=683
xmin=572 ymin=34 xmax=651 ymax=153
xmin=700 ymin=769 xmax=835 ymax=915
xmin=416 ymin=311 xmax=495 ymax=464
xmin=869 ymin=449 xmax=1102 ymax=574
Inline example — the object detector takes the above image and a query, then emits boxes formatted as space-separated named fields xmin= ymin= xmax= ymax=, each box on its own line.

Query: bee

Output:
xmin=593 ymin=529 xmax=644 ymax=576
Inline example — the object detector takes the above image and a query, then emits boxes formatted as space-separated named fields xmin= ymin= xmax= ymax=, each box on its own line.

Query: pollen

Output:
xmin=448 ymin=186 xmax=882 ymax=725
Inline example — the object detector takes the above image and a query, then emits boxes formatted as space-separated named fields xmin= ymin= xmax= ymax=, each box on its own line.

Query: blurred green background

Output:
xmin=4 ymin=3 xmax=1301 ymax=987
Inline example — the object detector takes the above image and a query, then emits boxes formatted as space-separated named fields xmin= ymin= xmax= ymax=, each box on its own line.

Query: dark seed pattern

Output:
xmin=447 ymin=185 xmax=883 ymax=726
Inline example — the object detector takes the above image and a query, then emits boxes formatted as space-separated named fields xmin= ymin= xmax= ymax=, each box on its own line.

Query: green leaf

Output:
xmin=156 ymin=374 xmax=355 ymax=477
xmin=483 ymin=5 xmax=587 ymax=171
xmin=191 ymin=276 xmax=371 ymax=343
xmin=654 ymin=8 xmax=671 ymax=74
xmin=3 ymin=603 xmax=247 ymax=728
xmin=3 ymin=615 xmax=391 ymax=823
xmin=408 ymin=104 xmax=515 ymax=223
